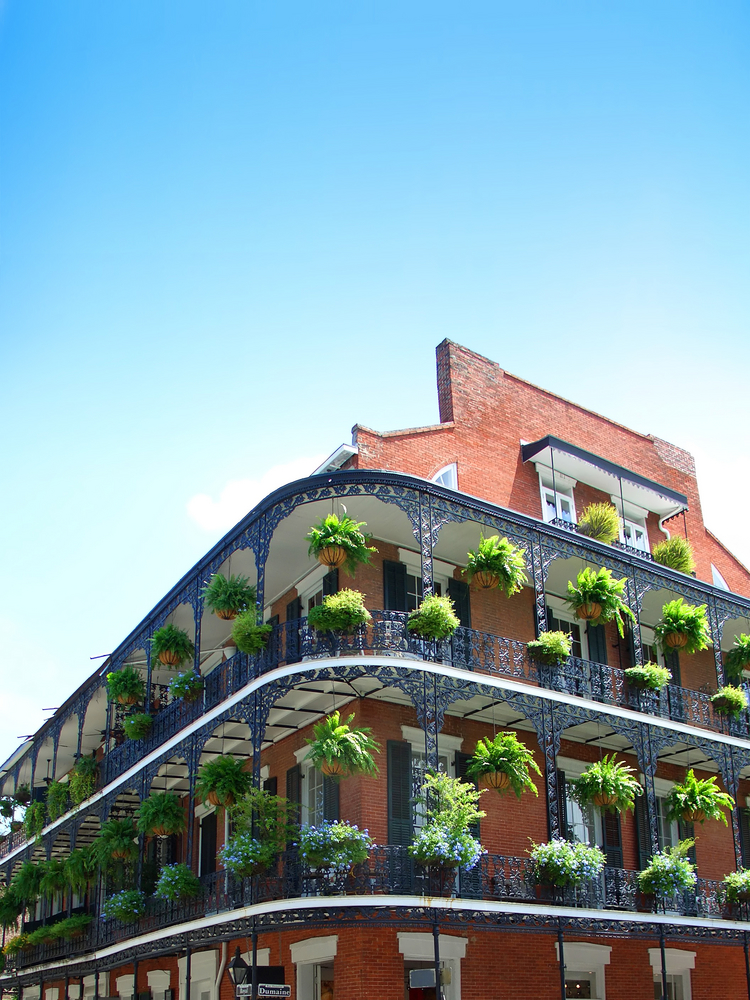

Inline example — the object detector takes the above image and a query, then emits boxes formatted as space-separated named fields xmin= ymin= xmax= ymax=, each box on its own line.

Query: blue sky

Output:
xmin=1 ymin=1 xmax=748 ymax=764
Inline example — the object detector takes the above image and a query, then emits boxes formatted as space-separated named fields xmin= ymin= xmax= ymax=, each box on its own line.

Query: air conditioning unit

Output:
xmin=409 ymin=969 xmax=451 ymax=989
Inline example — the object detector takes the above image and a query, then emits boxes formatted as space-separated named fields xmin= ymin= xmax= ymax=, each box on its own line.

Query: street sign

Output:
xmin=235 ymin=987 xmax=291 ymax=999
xmin=235 ymin=987 xmax=253 ymax=997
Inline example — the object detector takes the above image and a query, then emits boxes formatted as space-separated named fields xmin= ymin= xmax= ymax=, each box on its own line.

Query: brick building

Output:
xmin=2 ymin=340 xmax=750 ymax=999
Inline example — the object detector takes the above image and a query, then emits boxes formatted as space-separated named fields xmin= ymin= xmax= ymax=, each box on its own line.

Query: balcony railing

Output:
xmin=11 ymin=847 xmax=740 ymax=970
xmin=5 ymin=614 xmax=746 ymax=863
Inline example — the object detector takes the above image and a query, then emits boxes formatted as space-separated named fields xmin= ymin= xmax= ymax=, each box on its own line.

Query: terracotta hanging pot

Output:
xmin=484 ymin=771 xmax=512 ymax=791
xmin=473 ymin=571 xmax=500 ymax=590
xmin=158 ymin=649 xmax=182 ymax=667
xmin=682 ymin=808 xmax=705 ymax=823
xmin=592 ymin=791 xmax=619 ymax=808
xmin=665 ymin=632 xmax=689 ymax=649
xmin=321 ymin=759 xmax=347 ymax=778
xmin=117 ymin=694 xmax=139 ymax=706
xmin=317 ymin=545 xmax=348 ymax=570
xmin=206 ymin=789 xmax=233 ymax=807
xmin=215 ymin=608 xmax=238 ymax=621
xmin=150 ymin=824 xmax=173 ymax=838
xmin=576 ymin=602 xmax=602 ymax=621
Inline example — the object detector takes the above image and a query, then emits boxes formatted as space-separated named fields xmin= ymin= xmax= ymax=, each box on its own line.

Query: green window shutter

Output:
xmin=602 ymin=811 xmax=623 ymax=868
xmin=286 ymin=598 xmax=303 ymax=663
xmin=199 ymin=811 xmax=217 ymax=877
xmin=587 ymin=623 xmax=608 ymax=665
xmin=455 ymin=751 xmax=479 ymax=836
xmin=383 ymin=560 xmax=408 ymax=613
xmin=387 ymin=740 xmax=413 ymax=845
xmin=741 ymin=811 xmax=750 ymax=867
xmin=447 ymin=579 xmax=471 ymax=628
xmin=665 ymin=649 xmax=681 ymax=687
xmin=626 ymin=625 xmax=637 ymax=668
xmin=323 ymin=776 xmax=339 ymax=821
xmin=286 ymin=597 xmax=302 ymax=621
xmin=286 ymin=764 xmax=302 ymax=827
xmin=635 ymin=796 xmax=651 ymax=869
xmin=322 ymin=569 xmax=339 ymax=596
xmin=263 ymin=777 xmax=277 ymax=796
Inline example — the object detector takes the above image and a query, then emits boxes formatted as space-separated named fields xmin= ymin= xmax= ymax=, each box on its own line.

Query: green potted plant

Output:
xmin=298 ymin=821 xmax=373 ymax=871
xmin=64 ymin=846 xmax=98 ymax=893
xmin=407 ymin=594 xmax=460 ymax=640
xmin=137 ymin=791 xmax=186 ymax=838
xmin=46 ymin=780 xmax=70 ymax=822
xmin=101 ymin=889 xmax=147 ymax=923
xmin=624 ymin=663 xmax=672 ymax=691
xmin=576 ymin=503 xmax=620 ymax=544
xmin=23 ymin=800 xmax=45 ymax=839
xmin=711 ymin=685 xmax=748 ymax=717
xmin=69 ymin=755 xmax=98 ymax=805
xmin=465 ymin=732 xmax=541 ymax=796
xmin=526 ymin=631 xmax=572 ymax=666
xmin=665 ymin=769 xmax=735 ymax=825
xmin=231 ymin=610 xmax=274 ymax=654
xmin=151 ymin=623 xmax=195 ymax=668
xmin=13 ymin=784 xmax=30 ymax=806
xmin=39 ymin=859 xmax=67 ymax=901
xmin=725 ymin=634 xmax=750 ymax=684
xmin=3 ymin=933 xmax=31 ymax=956
xmin=637 ymin=840 xmax=696 ymax=898
xmin=168 ymin=671 xmax=204 ymax=702
xmin=654 ymin=599 xmax=710 ymax=654
xmin=722 ymin=868 xmax=750 ymax=905
xmin=106 ymin=666 xmax=146 ymax=706
xmin=201 ymin=572 xmax=257 ymax=621
xmin=195 ymin=754 xmax=252 ymax=807
xmin=92 ymin=818 xmax=138 ymax=865
xmin=652 ymin=536 xmax=695 ymax=575
xmin=307 ymin=589 xmax=372 ymax=633
xmin=218 ymin=832 xmax=277 ymax=877
xmin=49 ymin=914 xmax=93 ymax=940
xmin=408 ymin=771 xmax=485 ymax=869
xmin=305 ymin=710 xmax=380 ymax=779
xmin=0 ymin=886 xmax=22 ymax=929
xmin=11 ymin=860 xmax=44 ymax=904
xmin=153 ymin=863 xmax=202 ymax=901
xmin=528 ymin=838 xmax=606 ymax=888
xmin=464 ymin=535 xmax=528 ymax=594
xmin=565 ymin=567 xmax=636 ymax=636
xmin=570 ymin=755 xmax=643 ymax=814
xmin=306 ymin=514 xmax=377 ymax=573
xmin=123 ymin=712 xmax=153 ymax=741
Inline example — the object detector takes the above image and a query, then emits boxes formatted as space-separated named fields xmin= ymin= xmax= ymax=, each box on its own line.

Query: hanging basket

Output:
xmin=158 ymin=649 xmax=182 ymax=667
xmin=205 ymin=790 xmax=234 ymax=807
xmin=592 ymin=791 xmax=619 ymax=809
xmin=472 ymin=570 xmax=500 ymax=590
xmin=116 ymin=694 xmax=140 ymax=706
xmin=321 ymin=759 xmax=347 ymax=778
xmin=215 ymin=608 xmax=238 ymax=621
xmin=484 ymin=770 xmax=512 ymax=791
xmin=150 ymin=824 xmax=174 ymax=838
xmin=665 ymin=632 xmax=689 ymax=649
xmin=317 ymin=545 xmax=348 ymax=570
xmin=682 ymin=808 xmax=705 ymax=823
xmin=576 ymin=602 xmax=602 ymax=621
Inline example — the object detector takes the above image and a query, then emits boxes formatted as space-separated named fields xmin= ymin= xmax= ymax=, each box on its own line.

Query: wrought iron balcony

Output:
xmin=10 ymin=848 xmax=738 ymax=970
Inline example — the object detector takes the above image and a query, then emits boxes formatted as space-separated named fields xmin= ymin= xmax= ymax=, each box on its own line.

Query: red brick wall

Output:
xmin=352 ymin=340 xmax=750 ymax=599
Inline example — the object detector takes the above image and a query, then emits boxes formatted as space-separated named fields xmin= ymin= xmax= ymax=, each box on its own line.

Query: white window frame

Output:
xmin=610 ymin=496 xmax=650 ymax=554
xmin=398 ymin=932 xmax=467 ymax=1000
xmin=294 ymin=746 xmax=332 ymax=826
xmin=711 ymin=564 xmax=729 ymax=590
xmin=397 ymin=548 xmax=454 ymax=598
xmin=537 ymin=469 xmax=577 ymax=524
xmin=649 ymin=947 xmax=695 ymax=1000
xmin=557 ymin=756 xmax=602 ymax=848
xmin=640 ymin=625 xmax=667 ymax=669
xmin=555 ymin=941 xmax=611 ymax=1000
xmin=178 ymin=950 xmax=217 ymax=1000
xmin=432 ymin=463 xmax=458 ymax=491
xmin=547 ymin=595 xmax=589 ymax=660
xmin=291 ymin=935 xmax=338 ymax=1000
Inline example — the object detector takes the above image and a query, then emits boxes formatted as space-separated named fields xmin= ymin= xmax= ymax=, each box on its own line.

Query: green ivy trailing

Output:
xmin=46 ymin=780 xmax=70 ymax=822
xmin=69 ymin=756 xmax=98 ymax=805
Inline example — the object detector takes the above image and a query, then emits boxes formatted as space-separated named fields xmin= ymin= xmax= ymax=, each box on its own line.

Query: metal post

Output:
xmin=659 ymin=925 xmax=668 ymax=1000
xmin=618 ymin=477 xmax=626 ymax=547
xmin=550 ymin=449 xmax=558 ymax=521
xmin=744 ymin=931 xmax=750 ymax=1000
xmin=557 ymin=920 xmax=566 ymax=1000
xmin=133 ymin=958 xmax=138 ymax=1000
xmin=145 ymin=645 xmax=153 ymax=715
xmin=251 ymin=918 xmax=259 ymax=1000
xmin=433 ymin=913 xmax=441 ymax=1000
xmin=186 ymin=944 xmax=192 ymax=1000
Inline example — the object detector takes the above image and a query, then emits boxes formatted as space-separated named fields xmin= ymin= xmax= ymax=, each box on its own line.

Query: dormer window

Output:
xmin=621 ymin=517 xmax=649 ymax=553
xmin=537 ymin=470 xmax=577 ymax=525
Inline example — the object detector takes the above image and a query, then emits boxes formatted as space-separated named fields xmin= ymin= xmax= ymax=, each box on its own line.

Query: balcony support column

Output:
xmin=193 ymin=596 xmax=204 ymax=678
xmin=539 ymin=700 xmax=562 ymax=839
xmin=709 ymin=596 xmax=727 ymax=689
xmin=145 ymin=641 xmax=153 ymax=717
xmin=626 ymin=574 xmax=643 ymax=666
xmin=418 ymin=494 xmax=435 ymax=599
xmin=636 ymin=724 xmax=660 ymax=855
xmin=253 ymin=516 xmax=268 ymax=618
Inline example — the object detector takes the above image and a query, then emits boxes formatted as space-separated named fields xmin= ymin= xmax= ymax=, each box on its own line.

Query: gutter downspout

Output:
xmin=215 ymin=941 xmax=227 ymax=1000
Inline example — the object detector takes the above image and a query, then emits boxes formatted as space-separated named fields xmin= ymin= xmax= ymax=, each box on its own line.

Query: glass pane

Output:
xmin=307 ymin=767 xmax=324 ymax=825
xmin=566 ymin=978 xmax=593 ymax=998
xmin=559 ymin=497 xmax=573 ymax=521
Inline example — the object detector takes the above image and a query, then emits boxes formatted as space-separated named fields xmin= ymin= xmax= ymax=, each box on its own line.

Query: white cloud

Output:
xmin=186 ymin=454 xmax=328 ymax=532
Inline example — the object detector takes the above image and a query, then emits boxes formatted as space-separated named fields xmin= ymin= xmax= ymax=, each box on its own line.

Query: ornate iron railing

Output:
xmin=11 ymin=848 xmax=742 ymax=970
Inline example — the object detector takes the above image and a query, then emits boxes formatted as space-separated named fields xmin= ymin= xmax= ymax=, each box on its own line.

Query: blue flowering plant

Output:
xmin=408 ymin=771 xmax=485 ymax=870
xmin=297 ymin=821 xmax=373 ymax=871
xmin=101 ymin=889 xmax=147 ymax=923
xmin=153 ymin=863 xmax=202 ymax=901
xmin=528 ymin=838 xmax=606 ymax=888
xmin=218 ymin=832 xmax=277 ymax=877
xmin=637 ymin=840 xmax=696 ymax=898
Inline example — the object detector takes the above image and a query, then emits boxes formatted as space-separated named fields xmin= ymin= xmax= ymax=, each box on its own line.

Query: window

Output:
xmin=547 ymin=600 xmax=586 ymax=659
xmin=555 ymin=942 xmax=611 ymax=1000
xmin=542 ymin=486 xmax=576 ymax=523
xmin=398 ymin=932 xmax=467 ymax=1000
xmin=648 ymin=948 xmax=694 ymax=1000
xmin=290 ymin=750 xmax=339 ymax=826
xmin=621 ymin=517 xmax=649 ymax=553
xmin=384 ymin=553 xmax=455 ymax=614
xmin=290 ymin=936 xmax=338 ymax=1000
xmin=432 ymin=464 xmax=458 ymax=491
xmin=711 ymin=564 xmax=729 ymax=590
